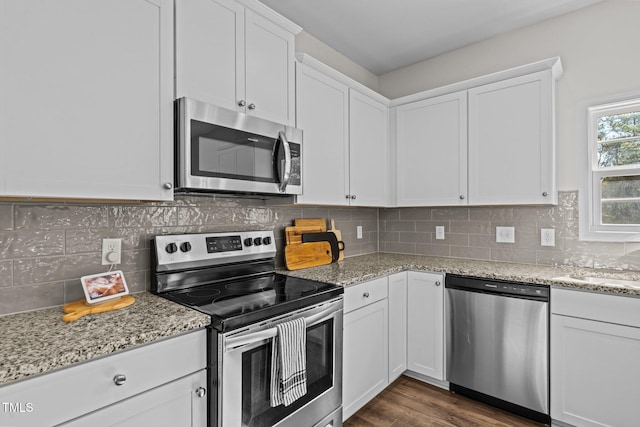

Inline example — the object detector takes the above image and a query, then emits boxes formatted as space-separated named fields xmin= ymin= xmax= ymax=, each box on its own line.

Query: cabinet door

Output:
xmin=295 ymin=63 xmax=349 ymax=205
xmin=175 ymin=0 xmax=244 ymax=113
xmin=407 ymin=271 xmax=444 ymax=380
xmin=0 ymin=0 xmax=173 ymax=201
xmin=468 ymin=71 xmax=555 ymax=205
xmin=245 ymin=10 xmax=295 ymax=125
xmin=343 ymin=298 xmax=389 ymax=421
xmin=395 ymin=92 xmax=467 ymax=206
xmin=60 ymin=370 xmax=207 ymax=427
xmin=551 ymin=315 xmax=640 ymax=427
xmin=349 ymin=90 xmax=389 ymax=207
xmin=388 ymin=272 xmax=407 ymax=382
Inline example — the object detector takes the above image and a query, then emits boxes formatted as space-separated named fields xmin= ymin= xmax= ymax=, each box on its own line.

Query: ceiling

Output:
xmin=260 ymin=0 xmax=603 ymax=75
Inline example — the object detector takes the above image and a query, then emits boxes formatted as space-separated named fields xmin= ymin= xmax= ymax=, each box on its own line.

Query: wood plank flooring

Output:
xmin=343 ymin=376 xmax=546 ymax=427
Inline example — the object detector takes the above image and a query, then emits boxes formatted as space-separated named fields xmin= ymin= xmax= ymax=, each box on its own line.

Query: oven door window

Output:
xmin=241 ymin=320 xmax=334 ymax=427
xmin=191 ymin=120 xmax=278 ymax=183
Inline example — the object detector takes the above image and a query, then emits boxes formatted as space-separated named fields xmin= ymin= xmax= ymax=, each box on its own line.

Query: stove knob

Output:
xmin=165 ymin=243 xmax=178 ymax=254
xmin=262 ymin=236 xmax=272 ymax=245
xmin=180 ymin=242 xmax=192 ymax=252
xmin=254 ymin=237 xmax=262 ymax=246
xmin=244 ymin=238 xmax=253 ymax=247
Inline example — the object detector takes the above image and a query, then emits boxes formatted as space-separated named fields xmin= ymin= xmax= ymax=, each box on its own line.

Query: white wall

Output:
xmin=295 ymin=31 xmax=379 ymax=91
xmin=378 ymin=0 xmax=640 ymax=191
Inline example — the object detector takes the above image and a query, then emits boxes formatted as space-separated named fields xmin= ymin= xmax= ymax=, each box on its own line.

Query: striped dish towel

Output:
xmin=270 ymin=317 xmax=307 ymax=407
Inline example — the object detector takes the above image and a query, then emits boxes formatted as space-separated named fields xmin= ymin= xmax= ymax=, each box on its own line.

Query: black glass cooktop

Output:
xmin=163 ymin=273 xmax=343 ymax=332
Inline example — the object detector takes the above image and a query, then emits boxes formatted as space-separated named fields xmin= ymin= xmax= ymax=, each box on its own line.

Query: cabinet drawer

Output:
xmin=344 ymin=277 xmax=388 ymax=314
xmin=0 ymin=329 xmax=206 ymax=427
xmin=551 ymin=288 xmax=640 ymax=328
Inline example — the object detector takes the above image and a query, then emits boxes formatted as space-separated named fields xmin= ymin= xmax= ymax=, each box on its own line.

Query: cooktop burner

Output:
xmin=163 ymin=273 xmax=340 ymax=331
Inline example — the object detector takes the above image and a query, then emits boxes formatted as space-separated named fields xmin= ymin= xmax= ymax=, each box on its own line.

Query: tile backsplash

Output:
xmin=380 ymin=191 xmax=640 ymax=271
xmin=0 ymin=195 xmax=378 ymax=315
xmin=1 ymin=190 xmax=638 ymax=316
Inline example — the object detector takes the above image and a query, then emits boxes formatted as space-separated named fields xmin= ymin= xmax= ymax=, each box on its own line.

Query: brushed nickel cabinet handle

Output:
xmin=113 ymin=374 xmax=126 ymax=386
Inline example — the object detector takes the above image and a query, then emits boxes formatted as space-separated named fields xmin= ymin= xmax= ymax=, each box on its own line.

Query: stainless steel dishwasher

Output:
xmin=445 ymin=274 xmax=550 ymax=424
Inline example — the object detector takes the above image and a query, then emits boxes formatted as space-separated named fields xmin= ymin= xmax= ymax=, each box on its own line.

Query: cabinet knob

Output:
xmin=195 ymin=387 xmax=206 ymax=398
xmin=542 ymin=192 xmax=548 ymax=197
xmin=113 ymin=374 xmax=127 ymax=386
xmin=363 ymin=292 xmax=370 ymax=298
xmin=345 ymin=195 xmax=350 ymax=199
xmin=238 ymin=100 xmax=246 ymax=107
xmin=351 ymin=195 xmax=357 ymax=200
xmin=163 ymin=182 xmax=173 ymax=190
xmin=459 ymin=195 xmax=465 ymax=200
xmin=248 ymin=103 xmax=256 ymax=110
xmin=435 ymin=281 xmax=441 ymax=286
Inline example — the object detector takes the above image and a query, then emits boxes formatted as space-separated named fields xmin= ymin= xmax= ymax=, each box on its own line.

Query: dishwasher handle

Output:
xmin=445 ymin=274 xmax=549 ymax=301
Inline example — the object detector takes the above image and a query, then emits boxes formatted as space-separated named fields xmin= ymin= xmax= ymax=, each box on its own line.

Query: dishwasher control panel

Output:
xmin=445 ymin=274 xmax=549 ymax=301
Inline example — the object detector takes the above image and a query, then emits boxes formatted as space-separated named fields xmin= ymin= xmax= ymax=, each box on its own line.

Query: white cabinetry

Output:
xmin=343 ymin=277 xmax=389 ymax=420
xmin=392 ymin=57 xmax=562 ymax=207
xmin=175 ymin=0 xmax=299 ymax=126
xmin=396 ymin=92 xmax=467 ymax=206
xmin=387 ymin=272 xmax=408 ymax=382
xmin=468 ymin=72 xmax=555 ymax=205
xmin=0 ymin=330 xmax=207 ymax=427
xmin=551 ymin=288 xmax=640 ymax=427
xmin=0 ymin=0 xmax=174 ymax=201
xmin=407 ymin=271 xmax=445 ymax=381
xmin=295 ymin=55 xmax=390 ymax=207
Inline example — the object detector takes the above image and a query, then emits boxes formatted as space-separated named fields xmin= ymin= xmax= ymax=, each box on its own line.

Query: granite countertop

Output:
xmin=280 ymin=252 xmax=640 ymax=297
xmin=0 ymin=292 xmax=210 ymax=387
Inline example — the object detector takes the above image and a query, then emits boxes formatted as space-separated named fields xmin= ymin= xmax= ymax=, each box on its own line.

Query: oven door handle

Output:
xmin=224 ymin=307 xmax=337 ymax=352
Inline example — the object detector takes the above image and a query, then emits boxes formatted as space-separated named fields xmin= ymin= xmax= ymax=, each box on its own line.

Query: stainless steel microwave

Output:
xmin=175 ymin=98 xmax=302 ymax=196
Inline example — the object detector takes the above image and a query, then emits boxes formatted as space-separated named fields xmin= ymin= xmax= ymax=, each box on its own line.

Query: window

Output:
xmin=580 ymin=97 xmax=640 ymax=241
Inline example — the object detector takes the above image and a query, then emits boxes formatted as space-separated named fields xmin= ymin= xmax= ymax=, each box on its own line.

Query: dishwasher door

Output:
xmin=446 ymin=283 xmax=549 ymax=418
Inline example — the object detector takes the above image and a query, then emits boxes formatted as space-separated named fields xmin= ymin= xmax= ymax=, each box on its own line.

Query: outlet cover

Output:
xmin=356 ymin=226 xmax=363 ymax=239
xmin=102 ymin=238 xmax=122 ymax=265
xmin=435 ymin=226 xmax=445 ymax=240
xmin=541 ymin=228 xmax=555 ymax=247
xmin=496 ymin=226 xmax=515 ymax=243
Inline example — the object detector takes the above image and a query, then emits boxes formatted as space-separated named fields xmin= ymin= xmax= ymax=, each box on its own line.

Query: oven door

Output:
xmin=219 ymin=297 xmax=343 ymax=427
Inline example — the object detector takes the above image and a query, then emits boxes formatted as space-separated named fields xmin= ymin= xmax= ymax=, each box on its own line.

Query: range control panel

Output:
xmin=154 ymin=231 xmax=276 ymax=269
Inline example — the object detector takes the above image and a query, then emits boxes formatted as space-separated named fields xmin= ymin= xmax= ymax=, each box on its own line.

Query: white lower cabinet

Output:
xmin=387 ymin=272 xmax=408 ymax=382
xmin=0 ymin=330 xmax=207 ymax=427
xmin=342 ymin=277 xmax=389 ymax=421
xmin=407 ymin=271 xmax=445 ymax=381
xmin=551 ymin=288 xmax=640 ymax=427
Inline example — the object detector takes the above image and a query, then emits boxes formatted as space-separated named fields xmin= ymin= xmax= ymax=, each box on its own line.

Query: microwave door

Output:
xmin=275 ymin=131 xmax=291 ymax=193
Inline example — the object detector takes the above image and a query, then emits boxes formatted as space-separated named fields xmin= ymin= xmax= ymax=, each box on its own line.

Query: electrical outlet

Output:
xmin=435 ymin=226 xmax=445 ymax=240
xmin=541 ymin=228 xmax=555 ymax=247
xmin=356 ymin=226 xmax=363 ymax=239
xmin=101 ymin=238 xmax=122 ymax=265
xmin=496 ymin=226 xmax=515 ymax=243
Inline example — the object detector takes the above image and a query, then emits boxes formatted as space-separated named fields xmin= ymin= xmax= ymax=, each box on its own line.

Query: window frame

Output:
xmin=579 ymin=94 xmax=640 ymax=241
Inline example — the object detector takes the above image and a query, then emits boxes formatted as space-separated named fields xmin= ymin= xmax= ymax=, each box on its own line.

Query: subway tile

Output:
xmin=384 ymin=242 xmax=417 ymax=254
xmin=450 ymin=221 xmax=491 ymax=234
xmin=399 ymin=208 xmax=431 ymax=221
xmin=0 ymin=282 xmax=65 ymax=315
xmin=13 ymin=253 xmax=102 ymax=286
xmin=350 ymin=208 xmax=377 ymax=222
xmin=558 ymin=191 xmax=578 ymax=209
xmin=65 ymin=228 xmax=147 ymax=254
xmin=450 ymin=246 xmax=491 ymax=261
xmin=512 ymin=207 xmax=539 ymax=223
xmin=63 ymin=279 xmax=86 ymax=303
xmin=415 ymin=220 xmax=448 ymax=233
xmin=399 ymin=231 xmax=431 ymax=244
xmin=379 ymin=231 xmax=399 ymax=243
xmin=0 ymin=230 xmax=65 ymax=260
xmin=110 ymin=206 xmax=177 ymax=228
xmin=326 ymin=208 xmax=351 ymax=221
xmin=433 ymin=233 xmax=468 ymax=246
xmin=470 ymin=207 xmax=513 ymax=222
xmin=431 ymin=208 xmax=469 ymax=221
xmin=15 ymin=205 xmax=108 ymax=230
xmin=415 ymin=244 xmax=449 ymax=257
xmin=300 ymin=207 xmax=330 ymax=220
xmin=0 ymin=260 xmax=12 ymax=287
xmin=469 ymin=234 xmax=492 ymax=247
xmin=536 ymin=251 xmax=594 ymax=268
xmin=379 ymin=209 xmax=400 ymax=221
xmin=385 ymin=221 xmax=416 ymax=232
xmin=0 ymin=205 xmax=13 ymax=230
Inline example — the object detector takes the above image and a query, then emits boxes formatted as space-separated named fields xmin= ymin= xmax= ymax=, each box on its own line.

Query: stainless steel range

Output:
xmin=151 ymin=231 xmax=344 ymax=427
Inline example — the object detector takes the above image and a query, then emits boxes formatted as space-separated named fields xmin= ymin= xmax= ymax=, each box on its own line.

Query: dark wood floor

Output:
xmin=344 ymin=376 xmax=546 ymax=427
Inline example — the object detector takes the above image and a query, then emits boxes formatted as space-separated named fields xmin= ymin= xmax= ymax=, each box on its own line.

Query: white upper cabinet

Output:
xmin=0 ymin=0 xmax=174 ymax=201
xmin=295 ymin=55 xmax=390 ymax=207
xmin=468 ymin=71 xmax=555 ymax=205
xmin=176 ymin=0 xmax=299 ymax=126
xmin=396 ymin=92 xmax=467 ymax=206
xmin=349 ymin=90 xmax=390 ymax=206
xmin=392 ymin=57 xmax=562 ymax=207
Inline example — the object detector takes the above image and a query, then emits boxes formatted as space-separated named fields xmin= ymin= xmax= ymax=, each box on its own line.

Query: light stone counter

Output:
xmin=0 ymin=292 xmax=210 ymax=387
xmin=280 ymin=252 xmax=640 ymax=297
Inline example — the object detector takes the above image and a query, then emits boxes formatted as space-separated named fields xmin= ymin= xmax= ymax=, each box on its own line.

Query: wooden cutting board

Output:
xmin=294 ymin=218 xmax=327 ymax=231
xmin=62 ymin=295 xmax=136 ymax=322
xmin=285 ymin=225 xmax=325 ymax=245
xmin=285 ymin=241 xmax=333 ymax=270
xmin=328 ymin=219 xmax=344 ymax=261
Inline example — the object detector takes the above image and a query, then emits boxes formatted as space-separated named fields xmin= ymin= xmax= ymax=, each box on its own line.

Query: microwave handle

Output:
xmin=277 ymin=131 xmax=291 ymax=193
